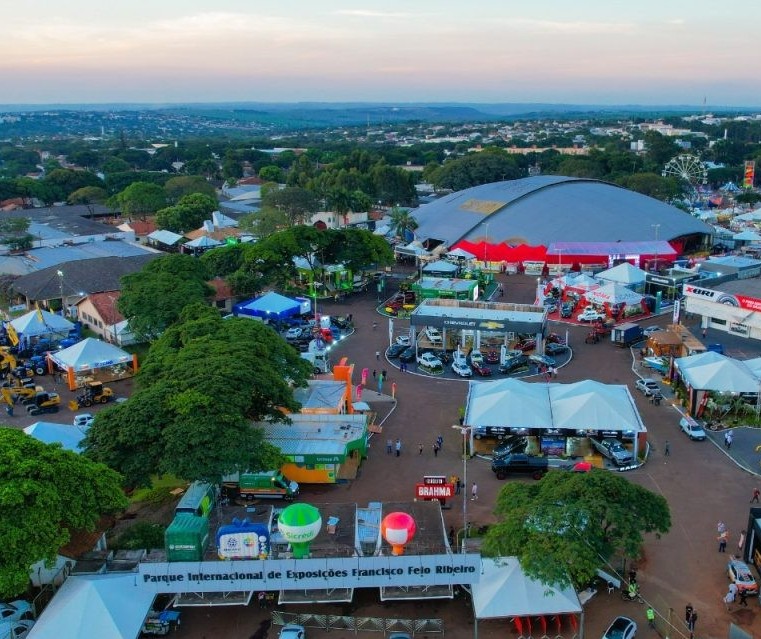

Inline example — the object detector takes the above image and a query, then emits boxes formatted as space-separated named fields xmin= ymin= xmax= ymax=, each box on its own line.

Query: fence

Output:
xmin=271 ymin=609 xmax=444 ymax=636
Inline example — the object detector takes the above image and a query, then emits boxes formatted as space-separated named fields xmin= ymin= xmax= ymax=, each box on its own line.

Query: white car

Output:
xmin=635 ymin=379 xmax=661 ymax=396
xmin=417 ymin=352 xmax=443 ymax=369
xmin=0 ymin=620 xmax=34 ymax=639
xmin=395 ymin=335 xmax=411 ymax=346
xmin=577 ymin=308 xmax=605 ymax=322
xmin=602 ymin=616 xmax=637 ymax=639
xmin=279 ymin=624 xmax=306 ymax=639
xmin=424 ymin=327 xmax=443 ymax=344
xmin=469 ymin=350 xmax=484 ymax=366
xmin=0 ymin=601 xmax=32 ymax=623
xmin=452 ymin=361 xmax=473 ymax=377
xmin=285 ymin=327 xmax=304 ymax=340
xmin=679 ymin=416 xmax=706 ymax=441
xmin=73 ymin=413 xmax=94 ymax=428
xmin=642 ymin=326 xmax=662 ymax=337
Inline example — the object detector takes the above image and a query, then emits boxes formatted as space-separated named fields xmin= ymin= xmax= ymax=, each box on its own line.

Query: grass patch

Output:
xmin=129 ymin=475 xmax=186 ymax=505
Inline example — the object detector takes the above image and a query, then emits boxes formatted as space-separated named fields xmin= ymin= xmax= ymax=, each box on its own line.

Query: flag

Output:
xmin=35 ymin=303 xmax=44 ymax=322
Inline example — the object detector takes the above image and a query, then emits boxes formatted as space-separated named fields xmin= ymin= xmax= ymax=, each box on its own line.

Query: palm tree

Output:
xmin=389 ymin=206 xmax=418 ymax=241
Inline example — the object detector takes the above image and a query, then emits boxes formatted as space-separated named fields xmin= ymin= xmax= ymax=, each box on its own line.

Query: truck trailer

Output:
xmin=610 ymin=323 xmax=644 ymax=347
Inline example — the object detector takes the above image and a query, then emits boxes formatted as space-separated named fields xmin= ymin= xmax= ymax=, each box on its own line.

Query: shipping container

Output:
xmin=165 ymin=514 xmax=210 ymax=562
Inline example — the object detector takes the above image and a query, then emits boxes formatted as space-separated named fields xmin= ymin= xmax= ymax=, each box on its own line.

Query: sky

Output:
xmin=1 ymin=0 xmax=759 ymax=106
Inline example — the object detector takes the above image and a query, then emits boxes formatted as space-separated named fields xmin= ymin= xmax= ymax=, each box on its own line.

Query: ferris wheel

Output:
xmin=662 ymin=154 xmax=708 ymax=188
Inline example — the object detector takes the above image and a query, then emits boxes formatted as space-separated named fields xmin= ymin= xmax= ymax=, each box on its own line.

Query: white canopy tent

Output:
xmin=49 ymin=338 xmax=133 ymax=372
xmin=675 ymin=351 xmax=760 ymax=393
xmin=27 ymin=574 xmax=155 ymax=639
xmin=550 ymin=380 xmax=644 ymax=432
xmin=10 ymin=309 xmax=74 ymax=339
xmin=584 ymin=282 xmax=643 ymax=306
xmin=472 ymin=558 xmax=581 ymax=629
xmin=550 ymin=273 xmax=600 ymax=293
xmin=595 ymin=262 xmax=647 ymax=287
xmin=446 ymin=247 xmax=476 ymax=260
xmin=184 ymin=235 xmax=223 ymax=249
xmin=465 ymin=379 xmax=551 ymax=428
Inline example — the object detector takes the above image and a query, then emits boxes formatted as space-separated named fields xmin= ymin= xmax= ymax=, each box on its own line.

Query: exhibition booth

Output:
xmin=49 ymin=337 xmax=137 ymax=390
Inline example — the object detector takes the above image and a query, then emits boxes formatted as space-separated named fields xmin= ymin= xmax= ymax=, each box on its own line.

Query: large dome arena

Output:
xmin=411 ymin=176 xmax=713 ymax=260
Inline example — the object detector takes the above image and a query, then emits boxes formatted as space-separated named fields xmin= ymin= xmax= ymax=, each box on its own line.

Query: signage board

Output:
xmin=139 ymin=553 xmax=482 ymax=593
xmin=416 ymin=484 xmax=454 ymax=499
xmin=684 ymin=285 xmax=761 ymax=312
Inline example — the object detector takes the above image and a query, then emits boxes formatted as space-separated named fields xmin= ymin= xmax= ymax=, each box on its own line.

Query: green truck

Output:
xmin=165 ymin=513 xmax=210 ymax=562
xmin=222 ymin=470 xmax=299 ymax=501
xmin=175 ymin=481 xmax=216 ymax=518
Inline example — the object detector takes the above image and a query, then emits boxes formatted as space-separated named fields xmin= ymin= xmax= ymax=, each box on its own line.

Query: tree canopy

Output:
xmin=118 ymin=254 xmax=213 ymax=340
xmin=0 ymin=429 xmax=127 ymax=597
xmin=155 ymin=192 xmax=217 ymax=233
xmin=83 ymin=304 xmax=311 ymax=487
xmin=481 ymin=469 xmax=671 ymax=589
xmin=112 ymin=181 xmax=167 ymax=219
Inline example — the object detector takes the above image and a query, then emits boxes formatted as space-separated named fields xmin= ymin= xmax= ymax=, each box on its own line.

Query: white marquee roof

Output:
xmin=675 ymin=351 xmax=760 ymax=393
xmin=595 ymin=262 xmax=647 ymax=285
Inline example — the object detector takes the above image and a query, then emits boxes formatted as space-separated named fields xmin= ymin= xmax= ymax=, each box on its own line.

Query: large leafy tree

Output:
xmin=112 ymin=181 xmax=167 ymax=219
xmin=155 ymin=192 xmax=217 ymax=233
xmin=263 ymin=186 xmax=319 ymax=225
xmin=164 ymin=175 xmax=217 ymax=203
xmin=84 ymin=304 xmax=310 ymax=487
xmin=431 ymin=150 xmax=522 ymax=191
xmin=118 ymin=254 xmax=213 ymax=340
xmin=0 ymin=429 xmax=127 ymax=597
xmin=42 ymin=168 xmax=104 ymax=202
xmin=482 ymin=470 xmax=670 ymax=589
xmin=68 ymin=186 xmax=109 ymax=217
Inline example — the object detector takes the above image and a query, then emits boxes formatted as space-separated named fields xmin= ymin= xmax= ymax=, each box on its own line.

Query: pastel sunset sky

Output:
xmin=2 ymin=0 xmax=759 ymax=106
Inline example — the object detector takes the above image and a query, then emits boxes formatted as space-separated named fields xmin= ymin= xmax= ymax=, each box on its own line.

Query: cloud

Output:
xmin=507 ymin=18 xmax=635 ymax=35
xmin=334 ymin=10 xmax=412 ymax=18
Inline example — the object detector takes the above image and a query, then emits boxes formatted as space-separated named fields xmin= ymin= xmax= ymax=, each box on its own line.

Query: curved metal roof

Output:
xmin=412 ymin=176 xmax=713 ymax=246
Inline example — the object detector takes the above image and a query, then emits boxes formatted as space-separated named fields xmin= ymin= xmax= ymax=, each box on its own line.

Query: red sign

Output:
xmin=416 ymin=484 xmax=454 ymax=500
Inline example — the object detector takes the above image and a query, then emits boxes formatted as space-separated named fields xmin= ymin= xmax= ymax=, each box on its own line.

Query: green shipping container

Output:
xmin=165 ymin=514 xmax=210 ymax=562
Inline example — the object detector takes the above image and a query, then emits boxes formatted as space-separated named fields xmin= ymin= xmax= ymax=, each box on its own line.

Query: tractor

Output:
xmin=25 ymin=392 xmax=61 ymax=416
xmin=76 ymin=381 xmax=114 ymax=408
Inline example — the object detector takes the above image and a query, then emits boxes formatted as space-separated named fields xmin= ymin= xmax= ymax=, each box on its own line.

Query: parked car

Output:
xmin=515 ymin=339 xmax=536 ymax=352
xmin=577 ymin=308 xmax=606 ymax=322
xmin=73 ymin=413 xmax=94 ymax=428
xmin=727 ymin=558 xmax=759 ymax=595
xmin=498 ymin=354 xmax=530 ymax=374
xmin=485 ymin=350 xmax=500 ymax=364
xmin=285 ymin=327 xmax=304 ymax=340
xmin=279 ymin=624 xmax=306 ymax=639
xmin=395 ymin=335 xmax=411 ymax=346
xmin=471 ymin=361 xmax=492 ymax=377
xmin=560 ymin=302 xmax=574 ymax=318
xmin=590 ymin=438 xmax=633 ymax=466
xmin=529 ymin=354 xmax=556 ymax=368
xmin=602 ymin=616 xmax=637 ymax=639
xmin=0 ymin=602 xmax=32 ymax=623
xmin=387 ymin=343 xmax=408 ymax=359
xmin=679 ymin=416 xmax=706 ymax=441
xmin=424 ymin=327 xmax=443 ymax=345
xmin=417 ymin=352 xmax=443 ymax=370
xmin=492 ymin=436 xmax=528 ymax=458
xmin=452 ymin=361 xmax=473 ymax=377
xmin=469 ymin=350 xmax=484 ymax=366
xmin=491 ymin=453 xmax=570 ymax=480
xmin=635 ymin=379 xmax=661 ymax=396
xmin=399 ymin=347 xmax=417 ymax=363
xmin=545 ymin=342 xmax=568 ymax=356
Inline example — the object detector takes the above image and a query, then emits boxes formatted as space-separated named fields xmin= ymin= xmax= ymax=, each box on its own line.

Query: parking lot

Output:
xmin=159 ymin=272 xmax=761 ymax=637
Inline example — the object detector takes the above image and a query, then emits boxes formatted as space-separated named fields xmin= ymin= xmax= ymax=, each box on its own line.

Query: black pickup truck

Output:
xmin=491 ymin=453 xmax=571 ymax=480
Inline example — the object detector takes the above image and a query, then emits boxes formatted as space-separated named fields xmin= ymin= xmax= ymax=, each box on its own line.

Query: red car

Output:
xmin=516 ymin=339 xmax=536 ymax=352
xmin=472 ymin=362 xmax=493 ymax=377
xmin=485 ymin=350 xmax=500 ymax=364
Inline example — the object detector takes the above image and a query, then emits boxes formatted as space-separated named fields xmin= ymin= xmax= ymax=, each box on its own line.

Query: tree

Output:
xmin=68 ymin=186 xmax=108 ymax=217
xmin=112 ymin=181 xmax=167 ymax=220
xmin=432 ymin=151 xmax=522 ymax=191
xmin=0 ymin=217 xmax=33 ymax=251
xmin=155 ymin=192 xmax=217 ymax=233
xmin=164 ymin=176 xmax=216 ymax=203
xmin=42 ymin=168 xmax=104 ymax=202
xmin=84 ymin=304 xmax=311 ymax=487
xmin=389 ymin=206 xmax=418 ymax=240
xmin=0 ymin=429 xmax=127 ymax=597
xmin=482 ymin=470 xmax=670 ymax=589
xmin=240 ymin=207 xmax=290 ymax=238
xmin=118 ymin=254 xmax=213 ymax=340
xmin=615 ymin=173 xmax=683 ymax=201
xmin=258 ymin=165 xmax=285 ymax=183
xmin=263 ymin=187 xmax=319 ymax=225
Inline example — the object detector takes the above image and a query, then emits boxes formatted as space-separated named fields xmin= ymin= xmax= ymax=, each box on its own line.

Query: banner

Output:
xmin=744 ymin=161 xmax=756 ymax=189
xmin=139 ymin=553 xmax=481 ymax=593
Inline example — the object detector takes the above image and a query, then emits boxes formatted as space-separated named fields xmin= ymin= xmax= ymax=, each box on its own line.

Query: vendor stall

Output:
xmin=49 ymin=337 xmax=137 ymax=390
xmin=10 ymin=309 xmax=75 ymax=343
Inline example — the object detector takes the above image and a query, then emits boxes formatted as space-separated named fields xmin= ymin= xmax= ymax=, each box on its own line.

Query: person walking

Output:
xmin=687 ymin=610 xmax=697 ymax=637
xmin=395 ymin=439 xmax=401 ymax=457
xmin=418 ymin=443 xmax=423 ymax=455
xmin=739 ymin=589 xmax=748 ymax=607
xmin=376 ymin=350 xmax=380 ymax=361
xmin=725 ymin=430 xmax=733 ymax=449
xmin=471 ymin=482 xmax=478 ymax=500
xmin=436 ymin=435 xmax=443 ymax=449
xmin=433 ymin=442 xmax=439 ymax=457
xmin=684 ymin=603 xmax=693 ymax=625
xmin=373 ymin=321 xmax=378 ymax=330
xmin=373 ymin=369 xmax=377 ymax=379
xmin=718 ymin=530 xmax=728 ymax=552
xmin=386 ymin=438 xmax=392 ymax=454
xmin=258 ymin=591 xmax=266 ymax=609
xmin=646 ymin=606 xmax=655 ymax=628
xmin=702 ymin=327 xmax=707 ymax=338
xmin=664 ymin=440 xmax=670 ymax=456
xmin=751 ymin=487 xmax=760 ymax=503
xmin=455 ymin=476 xmax=461 ymax=495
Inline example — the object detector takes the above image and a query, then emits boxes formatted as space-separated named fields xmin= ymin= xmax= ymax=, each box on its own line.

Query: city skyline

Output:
xmin=1 ymin=1 xmax=759 ymax=107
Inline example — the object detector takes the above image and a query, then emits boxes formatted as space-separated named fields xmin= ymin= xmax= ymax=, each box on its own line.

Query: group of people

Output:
xmin=385 ymin=438 xmax=403 ymax=456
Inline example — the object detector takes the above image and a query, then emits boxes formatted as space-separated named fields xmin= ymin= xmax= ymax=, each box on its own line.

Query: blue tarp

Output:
xmin=233 ymin=291 xmax=300 ymax=320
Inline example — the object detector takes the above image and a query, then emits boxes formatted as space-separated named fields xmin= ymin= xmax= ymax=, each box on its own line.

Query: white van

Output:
xmin=424 ymin=327 xmax=443 ymax=344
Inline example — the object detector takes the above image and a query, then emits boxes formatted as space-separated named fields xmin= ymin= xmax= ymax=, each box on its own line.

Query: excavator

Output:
xmin=25 ymin=392 xmax=61 ymax=416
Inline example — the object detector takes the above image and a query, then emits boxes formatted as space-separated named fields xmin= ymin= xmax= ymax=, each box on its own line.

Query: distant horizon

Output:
xmin=1 ymin=2 xmax=760 ymax=106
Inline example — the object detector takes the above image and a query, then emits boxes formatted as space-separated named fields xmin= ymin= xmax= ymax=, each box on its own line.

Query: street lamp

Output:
xmin=451 ymin=424 xmax=472 ymax=553
xmin=651 ymin=224 xmax=661 ymax=273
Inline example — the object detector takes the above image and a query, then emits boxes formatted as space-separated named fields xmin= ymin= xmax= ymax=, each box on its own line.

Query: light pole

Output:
xmin=651 ymin=224 xmax=661 ymax=273
xmin=452 ymin=424 xmax=472 ymax=553
xmin=56 ymin=270 xmax=64 ymax=316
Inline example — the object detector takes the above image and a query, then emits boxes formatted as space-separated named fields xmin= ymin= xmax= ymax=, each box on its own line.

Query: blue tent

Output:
xmin=233 ymin=291 xmax=300 ymax=320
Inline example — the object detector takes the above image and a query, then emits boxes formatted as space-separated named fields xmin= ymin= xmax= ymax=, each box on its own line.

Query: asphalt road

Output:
xmin=51 ymin=270 xmax=761 ymax=639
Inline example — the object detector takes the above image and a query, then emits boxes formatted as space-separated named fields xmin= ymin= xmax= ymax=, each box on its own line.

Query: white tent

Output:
xmin=733 ymin=230 xmax=761 ymax=242
xmin=551 ymin=273 xmax=600 ymax=293
xmin=27 ymin=574 xmax=155 ymax=639
xmin=422 ymin=260 xmax=459 ymax=275
xmin=10 ymin=309 xmax=74 ymax=339
xmin=595 ymin=262 xmax=647 ymax=286
xmin=49 ymin=337 xmax=132 ymax=372
xmin=465 ymin=378 xmax=551 ymax=428
xmin=24 ymin=422 xmax=87 ymax=452
xmin=584 ymin=282 xmax=643 ymax=306
xmin=472 ymin=557 xmax=581 ymax=620
xmin=742 ymin=357 xmax=761 ymax=378
xmin=446 ymin=247 xmax=476 ymax=260
xmin=675 ymin=351 xmax=760 ymax=393
xmin=550 ymin=380 xmax=644 ymax=432
xmin=394 ymin=241 xmax=429 ymax=257
xmin=185 ymin=235 xmax=223 ymax=249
